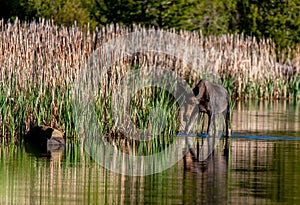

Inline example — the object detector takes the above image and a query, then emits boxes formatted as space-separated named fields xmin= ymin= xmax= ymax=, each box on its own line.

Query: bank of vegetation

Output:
xmin=1 ymin=0 xmax=300 ymax=50
xmin=0 ymin=19 xmax=299 ymax=146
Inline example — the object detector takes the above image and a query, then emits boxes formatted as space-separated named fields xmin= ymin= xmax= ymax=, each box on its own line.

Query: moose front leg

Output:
xmin=207 ymin=113 xmax=213 ymax=136
xmin=208 ymin=113 xmax=220 ymax=137
xmin=184 ymin=110 xmax=199 ymax=160
xmin=185 ymin=110 xmax=199 ymax=134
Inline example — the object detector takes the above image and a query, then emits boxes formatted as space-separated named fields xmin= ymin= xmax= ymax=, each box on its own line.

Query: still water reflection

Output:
xmin=0 ymin=100 xmax=300 ymax=205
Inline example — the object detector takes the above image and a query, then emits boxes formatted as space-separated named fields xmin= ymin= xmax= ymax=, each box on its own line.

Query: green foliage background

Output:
xmin=0 ymin=0 xmax=300 ymax=49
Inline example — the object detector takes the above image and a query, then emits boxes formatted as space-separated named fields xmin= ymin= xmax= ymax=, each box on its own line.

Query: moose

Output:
xmin=182 ymin=79 xmax=230 ymax=158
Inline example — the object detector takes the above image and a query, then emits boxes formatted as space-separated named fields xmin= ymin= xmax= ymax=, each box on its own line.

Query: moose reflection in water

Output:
xmin=181 ymin=79 xmax=231 ymax=160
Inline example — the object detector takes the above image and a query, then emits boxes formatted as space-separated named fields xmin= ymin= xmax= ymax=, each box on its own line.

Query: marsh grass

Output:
xmin=0 ymin=18 xmax=299 ymax=148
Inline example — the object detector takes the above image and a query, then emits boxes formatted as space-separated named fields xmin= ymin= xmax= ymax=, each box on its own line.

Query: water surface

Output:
xmin=1 ymin=100 xmax=299 ymax=205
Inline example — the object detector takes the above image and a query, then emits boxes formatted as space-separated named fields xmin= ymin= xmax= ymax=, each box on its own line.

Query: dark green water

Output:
xmin=1 ymin=101 xmax=300 ymax=205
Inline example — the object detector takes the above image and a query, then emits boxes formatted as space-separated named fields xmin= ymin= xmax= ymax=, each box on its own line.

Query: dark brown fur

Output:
xmin=25 ymin=126 xmax=65 ymax=152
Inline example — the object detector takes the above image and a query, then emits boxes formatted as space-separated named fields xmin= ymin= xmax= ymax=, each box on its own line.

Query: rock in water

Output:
xmin=25 ymin=125 xmax=65 ymax=152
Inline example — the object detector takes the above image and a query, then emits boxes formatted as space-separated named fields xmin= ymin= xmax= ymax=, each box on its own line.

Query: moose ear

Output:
xmin=203 ymin=80 xmax=210 ymax=101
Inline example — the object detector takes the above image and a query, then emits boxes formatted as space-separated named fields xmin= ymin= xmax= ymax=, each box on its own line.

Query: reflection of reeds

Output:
xmin=0 ymin=19 xmax=299 ymax=145
xmin=232 ymin=100 xmax=300 ymax=134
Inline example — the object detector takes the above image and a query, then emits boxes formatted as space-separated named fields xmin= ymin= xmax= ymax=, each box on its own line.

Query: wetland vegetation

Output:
xmin=0 ymin=19 xmax=299 ymax=149
xmin=1 ymin=1 xmax=299 ymax=204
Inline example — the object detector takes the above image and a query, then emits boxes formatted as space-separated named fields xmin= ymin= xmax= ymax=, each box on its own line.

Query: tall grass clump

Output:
xmin=0 ymin=18 xmax=299 ymax=147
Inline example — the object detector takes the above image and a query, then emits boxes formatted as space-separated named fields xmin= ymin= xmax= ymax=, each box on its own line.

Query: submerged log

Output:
xmin=25 ymin=125 xmax=65 ymax=153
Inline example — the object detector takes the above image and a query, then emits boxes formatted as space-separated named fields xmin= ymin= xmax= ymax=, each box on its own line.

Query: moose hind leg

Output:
xmin=222 ymin=107 xmax=230 ymax=138
xmin=226 ymin=108 xmax=230 ymax=138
